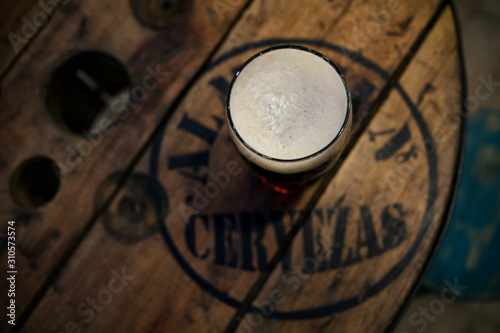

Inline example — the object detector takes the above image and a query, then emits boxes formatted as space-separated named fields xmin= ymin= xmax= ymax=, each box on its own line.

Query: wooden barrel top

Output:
xmin=0 ymin=0 xmax=466 ymax=332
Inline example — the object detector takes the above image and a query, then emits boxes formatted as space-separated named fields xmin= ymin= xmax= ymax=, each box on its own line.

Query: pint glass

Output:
xmin=226 ymin=45 xmax=352 ymax=192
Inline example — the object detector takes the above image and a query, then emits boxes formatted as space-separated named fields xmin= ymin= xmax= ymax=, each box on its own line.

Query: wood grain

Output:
xmin=0 ymin=0 xmax=250 ymax=331
xmin=238 ymin=6 xmax=462 ymax=332
xmin=0 ymin=0 xmax=48 ymax=77
xmin=13 ymin=0 xmax=463 ymax=332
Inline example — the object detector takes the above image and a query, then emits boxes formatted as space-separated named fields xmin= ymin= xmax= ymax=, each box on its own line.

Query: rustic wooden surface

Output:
xmin=0 ymin=0 xmax=250 ymax=331
xmin=0 ymin=0 xmax=464 ymax=332
xmin=0 ymin=0 xmax=41 ymax=77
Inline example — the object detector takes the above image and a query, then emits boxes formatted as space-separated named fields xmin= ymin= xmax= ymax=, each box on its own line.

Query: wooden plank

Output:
xmin=0 ymin=0 xmax=46 ymax=77
xmin=0 ymin=0 xmax=250 ymax=331
xmin=237 ymin=6 xmax=463 ymax=332
xmin=18 ymin=0 xmax=453 ymax=332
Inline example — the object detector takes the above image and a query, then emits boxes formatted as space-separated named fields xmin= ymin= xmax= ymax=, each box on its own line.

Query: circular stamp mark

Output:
xmin=150 ymin=39 xmax=437 ymax=319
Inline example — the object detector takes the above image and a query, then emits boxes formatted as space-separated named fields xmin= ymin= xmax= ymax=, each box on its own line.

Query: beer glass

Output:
xmin=226 ymin=45 xmax=351 ymax=193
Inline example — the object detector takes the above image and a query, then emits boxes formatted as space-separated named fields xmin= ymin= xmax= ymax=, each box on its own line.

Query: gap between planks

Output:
xmin=223 ymin=1 xmax=451 ymax=332
xmin=10 ymin=1 xmax=255 ymax=332
xmin=385 ymin=2 xmax=467 ymax=331
xmin=1 ymin=1 xmax=58 ymax=80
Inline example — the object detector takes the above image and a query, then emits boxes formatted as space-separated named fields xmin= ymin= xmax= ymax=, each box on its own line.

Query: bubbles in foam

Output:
xmin=229 ymin=48 xmax=348 ymax=160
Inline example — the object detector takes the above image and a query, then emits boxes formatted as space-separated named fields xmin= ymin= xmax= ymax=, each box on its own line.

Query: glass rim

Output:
xmin=226 ymin=44 xmax=352 ymax=163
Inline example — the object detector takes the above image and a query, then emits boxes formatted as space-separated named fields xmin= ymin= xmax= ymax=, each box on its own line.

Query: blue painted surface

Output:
xmin=425 ymin=107 xmax=500 ymax=299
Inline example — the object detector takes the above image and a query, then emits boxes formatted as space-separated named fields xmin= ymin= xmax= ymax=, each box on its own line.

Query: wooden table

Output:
xmin=0 ymin=0 xmax=466 ymax=332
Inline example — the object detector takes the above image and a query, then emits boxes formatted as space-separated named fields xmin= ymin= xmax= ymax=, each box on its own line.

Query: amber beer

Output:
xmin=226 ymin=45 xmax=352 ymax=192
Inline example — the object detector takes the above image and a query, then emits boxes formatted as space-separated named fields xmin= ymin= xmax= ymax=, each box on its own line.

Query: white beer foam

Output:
xmin=229 ymin=48 xmax=348 ymax=161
